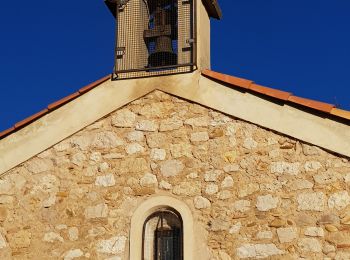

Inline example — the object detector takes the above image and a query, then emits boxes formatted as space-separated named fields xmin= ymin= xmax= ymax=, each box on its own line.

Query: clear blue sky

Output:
xmin=1 ymin=1 xmax=349 ymax=132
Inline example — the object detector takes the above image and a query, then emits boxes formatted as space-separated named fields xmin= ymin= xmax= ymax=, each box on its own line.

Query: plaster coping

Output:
xmin=0 ymin=70 xmax=349 ymax=175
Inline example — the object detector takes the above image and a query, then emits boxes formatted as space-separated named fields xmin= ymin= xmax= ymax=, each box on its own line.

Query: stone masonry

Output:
xmin=0 ymin=90 xmax=350 ymax=259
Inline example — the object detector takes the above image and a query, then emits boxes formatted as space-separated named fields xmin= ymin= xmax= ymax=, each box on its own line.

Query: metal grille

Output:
xmin=110 ymin=0 xmax=196 ymax=79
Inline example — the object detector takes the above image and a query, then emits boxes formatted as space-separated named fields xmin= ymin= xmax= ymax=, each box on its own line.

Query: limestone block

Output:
xmin=91 ymin=131 xmax=124 ymax=149
xmin=71 ymin=152 xmax=87 ymax=166
xmin=127 ymin=131 xmax=144 ymax=142
xmin=210 ymin=218 xmax=230 ymax=231
xmin=327 ymin=230 xmax=350 ymax=245
xmin=317 ymin=214 xmax=340 ymax=225
xmin=297 ymin=192 xmax=326 ymax=211
xmin=88 ymin=227 xmax=107 ymax=238
xmin=43 ymin=232 xmax=64 ymax=243
xmin=26 ymin=158 xmax=53 ymax=174
xmin=260 ymin=180 xmax=283 ymax=192
xmin=226 ymin=123 xmax=236 ymax=136
xmin=96 ymin=236 xmax=127 ymax=254
xmin=237 ymin=244 xmax=284 ymax=259
xmin=328 ymin=191 xmax=350 ymax=210
xmin=64 ymin=228 xmax=77 ymax=242
xmin=139 ymin=173 xmax=158 ymax=188
xmin=9 ymin=230 xmax=31 ymax=249
xmin=218 ymin=250 xmax=232 ymax=260
xmin=221 ymin=176 xmax=234 ymax=188
xmin=119 ymin=158 xmax=148 ymax=173
xmin=302 ymin=144 xmax=321 ymax=156
xmin=205 ymin=184 xmax=219 ymax=195
xmin=304 ymin=161 xmax=322 ymax=172
xmin=125 ymin=143 xmax=144 ymax=155
xmin=304 ymin=227 xmax=324 ymax=237
xmin=204 ymin=170 xmax=222 ymax=182
xmin=276 ymin=227 xmax=298 ymax=243
xmin=103 ymin=153 xmax=124 ymax=159
xmin=111 ymin=109 xmax=136 ymax=128
xmin=0 ymin=233 xmax=7 ymax=249
xmin=256 ymin=231 xmax=273 ymax=240
xmin=0 ymin=179 xmax=13 ymax=195
xmin=229 ymin=222 xmax=242 ymax=234
xmin=223 ymin=164 xmax=240 ymax=173
xmin=238 ymin=183 xmax=259 ymax=198
xmin=323 ymin=244 xmax=336 ymax=254
xmin=136 ymin=120 xmax=158 ymax=132
xmin=288 ymin=179 xmax=314 ymax=191
xmin=150 ymin=148 xmax=166 ymax=161
xmin=172 ymin=181 xmax=201 ymax=196
xmin=159 ymin=180 xmax=172 ymax=190
xmin=190 ymin=132 xmax=209 ymax=142
xmin=298 ymin=238 xmax=322 ymax=253
xmin=70 ymin=135 xmax=92 ymax=150
xmin=270 ymin=162 xmax=300 ymax=175
xmin=159 ymin=117 xmax=183 ymax=131
xmin=217 ymin=190 xmax=233 ymax=200
xmin=84 ymin=203 xmax=109 ymax=219
xmin=231 ymin=200 xmax=251 ymax=213
xmin=314 ymin=170 xmax=340 ymax=184
xmin=335 ymin=252 xmax=350 ymax=260
xmin=95 ymin=174 xmax=116 ymax=187
xmin=170 ymin=143 xmax=192 ymax=158
xmin=243 ymin=137 xmax=257 ymax=149
xmin=90 ymin=152 xmax=102 ymax=162
xmin=194 ymin=196 xmax=211 ymax=209
xmin=63 ymin=249 xmax=84 ymax=260
xmin=146 ymin=133 xmax=169 ymax=148
xmin=160 ymin=160 xmax=184 ymax=177
xmin=256 ymin=195 xmax=279 ymax=211
xmin=184 ymin=116 xmax=209 ymax=127
xmin=344 ymin=173 xmax=350 ymax=183
xmin=8 ymin=173 xmax=26 ymax=190
xmin=53 ymin=141 xmax=71 ymax=152
xmin=98 ymin=162 xmax=110 ymax=172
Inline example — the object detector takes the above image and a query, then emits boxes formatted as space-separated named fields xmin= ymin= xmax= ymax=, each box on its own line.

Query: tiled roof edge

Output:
xmin=202 ymin=69 xmax=348 ymax=121
xmin=0 ymin=74 xmax=111 ymax=140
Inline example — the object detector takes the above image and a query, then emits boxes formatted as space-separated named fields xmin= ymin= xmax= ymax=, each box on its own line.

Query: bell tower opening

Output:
xmin=105 ymin=0 xmax=221 ymax=79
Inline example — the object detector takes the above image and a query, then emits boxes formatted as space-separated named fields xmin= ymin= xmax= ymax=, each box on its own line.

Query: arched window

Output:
xmin=142 ymin=208 xmax=183 ymax=260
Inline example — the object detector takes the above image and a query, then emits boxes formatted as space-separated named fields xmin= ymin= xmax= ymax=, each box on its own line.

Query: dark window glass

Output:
xmin=142 ymin=208 xmax=183 ymax=260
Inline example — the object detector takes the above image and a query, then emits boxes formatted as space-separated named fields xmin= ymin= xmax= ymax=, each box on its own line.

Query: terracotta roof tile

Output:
xmin=250 ymin=83 xmax=291 ymax=101
xmin=201 ymin=69 xmax=349 ymax=121
xmin=0 ymin=74 xmax=110 ymax=140
xmin=202 ymin=69 xmax=253 ymax=89
xmin=14 ymin=109 xmax=49 ymax=129
xmin=288 ymin=95 xmax=335 ymax=113
xmin=330 ymin=108 xmax=350 ymax=120
xmin=0 ymin=127 xmax=15 ymax=139
xmin=47 ymin=92 xmax=80 ymax=110
xmin=79 ymin=75 xmax=111 ymax=94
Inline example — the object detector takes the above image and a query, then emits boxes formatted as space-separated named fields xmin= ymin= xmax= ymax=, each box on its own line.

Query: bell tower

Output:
xmin=105 ymin=0 xmax=221 ymax=79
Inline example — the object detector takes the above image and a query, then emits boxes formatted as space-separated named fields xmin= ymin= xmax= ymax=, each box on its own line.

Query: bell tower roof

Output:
xmin=105 ymin=0 xmax=222 ymax=20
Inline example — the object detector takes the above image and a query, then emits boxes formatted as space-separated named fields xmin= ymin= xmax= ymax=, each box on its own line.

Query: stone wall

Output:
xmin=0 ymin=90 xmax=349 ymax=259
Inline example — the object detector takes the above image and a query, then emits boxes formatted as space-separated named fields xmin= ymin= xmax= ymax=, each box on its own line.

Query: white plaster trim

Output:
xmin=1 ymin=71 xmax=350 ymax=175
xmin=158 ymin=75 xmax=350 ymax=158
xmin=129 ymin=196 xmax=194 ymax=260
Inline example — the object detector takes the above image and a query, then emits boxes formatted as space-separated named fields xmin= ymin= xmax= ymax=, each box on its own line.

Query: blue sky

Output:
xmin=1 ymin=0 xmax=349 ymax=132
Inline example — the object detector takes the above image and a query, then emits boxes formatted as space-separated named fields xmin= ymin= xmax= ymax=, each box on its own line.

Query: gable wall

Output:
xmin=0 ymin=91 xmax=349 ymax=259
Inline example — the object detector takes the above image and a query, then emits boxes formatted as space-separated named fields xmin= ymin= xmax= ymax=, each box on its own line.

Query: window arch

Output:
xmin=142 ymin=208 xmax=183 ymax=260
xmin=129 ymin=196 xmax=194 ymax=260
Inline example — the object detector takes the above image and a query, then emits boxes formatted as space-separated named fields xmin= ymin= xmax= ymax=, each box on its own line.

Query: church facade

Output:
xmin=0 ymin=1 xmax=350 ymax=259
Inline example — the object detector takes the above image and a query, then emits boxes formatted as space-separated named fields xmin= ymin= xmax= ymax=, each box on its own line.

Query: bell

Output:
xmin=148 ymin=36 xmax=177 ymax=67
xmin=144 ymin=4 xmax=177 ymax=68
